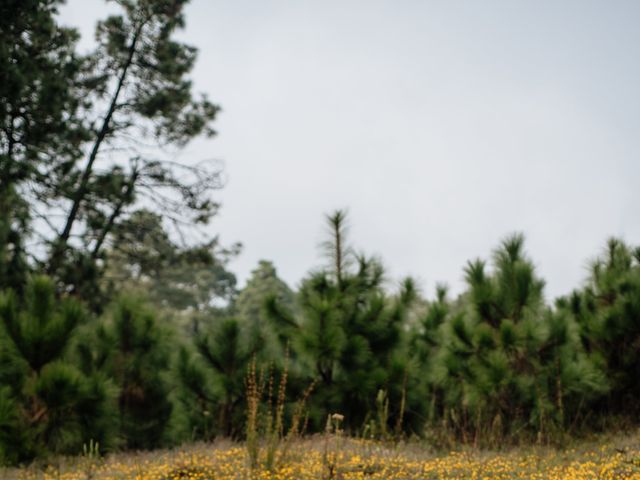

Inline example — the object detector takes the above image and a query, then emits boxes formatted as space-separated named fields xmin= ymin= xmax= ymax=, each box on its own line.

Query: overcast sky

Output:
xmin=59 ymin=0 xmax=640 ymax=300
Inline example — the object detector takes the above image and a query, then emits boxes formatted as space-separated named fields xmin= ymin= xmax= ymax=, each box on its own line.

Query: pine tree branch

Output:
xmin=91 ymin=165 xmax=139 ymax=260
xmin=48 ymin=19 xmax=146 ymax=275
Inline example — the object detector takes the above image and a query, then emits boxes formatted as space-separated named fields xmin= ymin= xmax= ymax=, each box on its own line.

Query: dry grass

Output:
xmin=4 ymin=430 xmax=640 ymax=479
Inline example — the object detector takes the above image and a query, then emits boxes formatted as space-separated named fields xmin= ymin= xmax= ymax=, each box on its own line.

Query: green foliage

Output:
xmin=0 ymin=0 xmax=88 ymax=293
xmin=2 ymin=209 xmax=640 ymax=460
xmin=0 ymin=387 xmax=22 ymax=465
xmin=0 ymin=185 xmax=29 ymax=294
xmin=0 ymin=276 xmax=114 ymax=463
xmin=176 ymin=317 xmax=254 ymax=439
xmin=76 ymin=296 xmax=173 ymax=450
xmin=234 ymin=260 xmax=296 ymax=355
xmin=103 ymin=210 xmax=239 ymax=328
xmin=416 ymin=235 xmax=609 ymax=445
xmin=562 ymin=238 xmax=640 ymax=414
xmin=45 ymin=0 xmax=223 ymax=280
xmin=267 ymin=210 xmax=415 ymax=432
xmin=0 ymin=0 xmax=230 ymax=307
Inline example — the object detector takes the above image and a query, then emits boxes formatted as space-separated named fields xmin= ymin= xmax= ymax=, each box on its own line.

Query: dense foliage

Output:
xmin=1 ymin=0 xmax=639 ymax=467
xmin=2 ymin=208 xmax=639 ymax=463
xmin=0 ymin=277 xmax=114 ymax=463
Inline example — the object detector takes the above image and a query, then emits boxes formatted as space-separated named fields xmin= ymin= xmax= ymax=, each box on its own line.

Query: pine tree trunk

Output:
xmin=48 ymin=23 xmax=144 ymax=275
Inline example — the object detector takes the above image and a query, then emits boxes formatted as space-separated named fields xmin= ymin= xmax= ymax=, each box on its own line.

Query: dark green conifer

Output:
xmin=268 ymin=210 xmax=415 ymax=432
xmin=176 ymin=317 xmax=253 ymax=439
xmin=564 ymin=238 xmax=640 ymax=416
xmin=0 ymin=276 xmax=114 ymax=462
xmin=426 ymin=235 xmax=607 ymax=443
xmin=76 ymin=296 xmax=172 ymax=449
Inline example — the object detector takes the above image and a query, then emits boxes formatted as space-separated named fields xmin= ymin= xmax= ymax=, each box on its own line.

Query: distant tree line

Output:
xmin=2 ymin=208 xmax=640 ymax=464
xmin=2 ymin=0 xmax=640 ymax=466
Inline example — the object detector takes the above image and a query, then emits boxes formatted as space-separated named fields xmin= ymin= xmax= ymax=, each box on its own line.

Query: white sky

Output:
xmin=59 ymin=0 xmax=640 ymax=300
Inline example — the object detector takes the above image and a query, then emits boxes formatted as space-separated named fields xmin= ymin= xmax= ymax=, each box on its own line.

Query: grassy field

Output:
xmin=5 ymin=431 xmax=640 ymax=479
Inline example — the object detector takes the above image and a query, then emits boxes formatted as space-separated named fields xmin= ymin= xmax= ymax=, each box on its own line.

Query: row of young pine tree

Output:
xmin=1 ymin=210 xmax=640 ymax=464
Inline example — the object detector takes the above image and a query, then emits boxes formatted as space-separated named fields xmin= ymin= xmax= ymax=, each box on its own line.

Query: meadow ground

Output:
xmin=4 ymin=430 xmax=640 ymax=480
